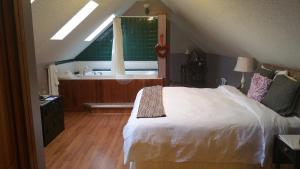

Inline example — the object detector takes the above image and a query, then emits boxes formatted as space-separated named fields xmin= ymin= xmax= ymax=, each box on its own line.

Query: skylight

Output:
xmin=84 ymin=14 xmax=115 ymax=42
xmin=51 ymin=1 xmax=99 ymax=40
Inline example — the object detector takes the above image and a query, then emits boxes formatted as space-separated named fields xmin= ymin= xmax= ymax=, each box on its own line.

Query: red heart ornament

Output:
xmin=155 ymin=44 xmax=169 ymax=58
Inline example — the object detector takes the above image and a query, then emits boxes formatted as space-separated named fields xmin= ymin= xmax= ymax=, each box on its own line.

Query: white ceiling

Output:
xmin=32 ymin=0 xmax=300 ymax=68
xmin=161 ymin=0 xmax=300 ymax=68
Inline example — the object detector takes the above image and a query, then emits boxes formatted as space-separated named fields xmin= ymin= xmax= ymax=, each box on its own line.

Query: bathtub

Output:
xmin=59 ymin=70 xmax=159 ymax=80
xmin=59 ymin=70 xmax=163 ymax=111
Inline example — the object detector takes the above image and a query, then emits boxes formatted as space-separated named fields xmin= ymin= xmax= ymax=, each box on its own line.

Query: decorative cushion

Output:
xmin=247 ymin=73 xmax=272 ymax=102
xmin=262 ymin=75 xmax=300 ymax=116
xmin=294 ymin=97 xmax=300 ymax=117
xmin=255 ymin=66 xmax=275 ymax=79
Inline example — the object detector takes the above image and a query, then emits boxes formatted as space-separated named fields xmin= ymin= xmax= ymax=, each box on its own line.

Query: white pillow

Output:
xmin=261 ymin=65 xmax=297 ymax=81
xmin=274 ymin=70 xmax=288 ymax=79
xmin=261 ymin=65 xmax=273 ymax=71
xmin=274 ymin=70 xmax=297 ymax=82
xmin=285 ymin=74 xmax=297 ymax=82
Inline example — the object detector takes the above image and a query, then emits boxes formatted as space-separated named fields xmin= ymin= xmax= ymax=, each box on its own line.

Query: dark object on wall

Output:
xmin=40 ymin=96 xmax=64 ymax=146
xmin=181 ymin=50 xmax=207 ymax=87
xmin=144 ymin=3 xmax=150 ymax=15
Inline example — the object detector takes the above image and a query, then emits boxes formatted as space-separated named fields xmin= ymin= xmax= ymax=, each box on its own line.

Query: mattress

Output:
xmin=123 ymin=86 xmax=300 ymax=168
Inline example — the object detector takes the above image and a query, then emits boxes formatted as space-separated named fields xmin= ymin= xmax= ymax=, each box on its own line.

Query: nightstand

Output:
xmin=273 ymin=135 xmax=300 ymax=169
xmin=40 ymin=96 xmax=64 ymax=146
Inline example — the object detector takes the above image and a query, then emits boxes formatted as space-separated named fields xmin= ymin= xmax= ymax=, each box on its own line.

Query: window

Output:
xmin=76 ymin=17 xmax=158 ymax=61
xmin=84 ymin=14 xmax=115 ymax=42
xmin=122 ymin=17 xmax=158 ymax=61
xmin=76 ymin=26 xmax=113 ymax=61
xmin=51 ymin=1 xmax=98 ymax=40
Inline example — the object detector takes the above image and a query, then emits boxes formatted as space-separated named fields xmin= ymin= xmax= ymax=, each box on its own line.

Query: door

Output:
xmin=0 ymin=0 xmax=42 ymax=169
xmin=0 ymin=66 xmax=18 ymax=169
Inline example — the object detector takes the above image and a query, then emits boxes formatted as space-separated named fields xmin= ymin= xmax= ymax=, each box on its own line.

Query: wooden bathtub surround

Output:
xmin=45 ymin=111 xmax=129 ymax=169
xmin=59 ymin=78 xmax=163 ymax=111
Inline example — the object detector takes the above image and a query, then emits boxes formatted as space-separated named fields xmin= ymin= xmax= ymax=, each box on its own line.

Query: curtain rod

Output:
xmin=117 ymin=16 xmax=158 ymax=18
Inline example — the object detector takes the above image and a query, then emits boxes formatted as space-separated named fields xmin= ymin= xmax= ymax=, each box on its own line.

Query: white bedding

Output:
xmin=123 ymin=86 xmax=300 ymax=166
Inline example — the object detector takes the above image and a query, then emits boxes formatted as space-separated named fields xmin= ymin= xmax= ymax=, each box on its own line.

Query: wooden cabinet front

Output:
xmin=59 ymin=79 xmax=163 ymax=112
xmin=40 ymin=96 xmax=64 ymax=146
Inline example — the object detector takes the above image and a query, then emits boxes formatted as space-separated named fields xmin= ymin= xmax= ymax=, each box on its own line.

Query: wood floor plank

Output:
xmin=45 ymin=111 xmax=130 ymax=169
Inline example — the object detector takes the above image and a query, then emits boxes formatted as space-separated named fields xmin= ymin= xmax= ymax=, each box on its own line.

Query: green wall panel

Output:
xmin=76 ymin=26 xmax=113 ymax=61
xmin=122 ymin=17 xmax=158 ymax=61
xmin=75 ymin=17 xmax=158 ymax=61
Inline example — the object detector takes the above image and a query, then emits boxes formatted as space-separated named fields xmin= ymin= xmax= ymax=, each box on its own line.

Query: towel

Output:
xmin=48 ymin=64 xmax=59 ymax=95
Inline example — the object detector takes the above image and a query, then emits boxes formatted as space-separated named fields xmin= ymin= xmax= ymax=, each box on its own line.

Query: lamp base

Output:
xmin=241 ymin=73 xmax=246 ymax=89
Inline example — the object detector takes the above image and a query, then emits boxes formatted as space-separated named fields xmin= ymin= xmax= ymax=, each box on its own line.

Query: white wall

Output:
xmin=170 ymin=20 xmax=195 ymax=54
xmin=56 ymin=62 xmax=75 ymax=73
xmin=168 ymin=22 xmax=197 ymax=84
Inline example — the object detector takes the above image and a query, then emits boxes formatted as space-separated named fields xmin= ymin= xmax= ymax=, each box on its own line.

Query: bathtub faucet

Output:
xmin=83 ymin=66 xmax=91 ymax=76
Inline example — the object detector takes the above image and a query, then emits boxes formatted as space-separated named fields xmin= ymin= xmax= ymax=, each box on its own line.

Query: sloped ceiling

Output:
xmin=32 ymin=0 xmax=300 ymax=68
xmin=32 ymin=0 xmax=137 ymax=64
xmin=161 ymin=0 xmax=300 ymax=68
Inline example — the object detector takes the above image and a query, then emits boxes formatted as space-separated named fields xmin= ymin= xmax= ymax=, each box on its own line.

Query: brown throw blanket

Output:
xmin=137 ymin=85 xmax=166 ymax=118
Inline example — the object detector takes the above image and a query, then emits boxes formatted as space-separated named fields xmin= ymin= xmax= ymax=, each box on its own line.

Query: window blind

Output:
xmin=75 ymin=17 xmax=158 ymax=61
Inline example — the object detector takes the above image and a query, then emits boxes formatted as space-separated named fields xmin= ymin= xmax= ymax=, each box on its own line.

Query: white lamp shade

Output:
xmin=234 ymin=57 xmax=254 ymax=73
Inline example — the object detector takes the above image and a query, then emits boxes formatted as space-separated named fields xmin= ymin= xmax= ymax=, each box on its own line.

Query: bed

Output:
xmin=123 ymin=64 xmax=300 ymax=169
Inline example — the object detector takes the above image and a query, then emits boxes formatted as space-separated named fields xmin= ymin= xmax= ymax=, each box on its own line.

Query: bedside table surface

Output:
xmin=279 ymin=135 xmax=300 ymax=150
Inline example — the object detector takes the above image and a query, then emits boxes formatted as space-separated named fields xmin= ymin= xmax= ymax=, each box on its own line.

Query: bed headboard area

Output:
xmin=263 ymin=64 xmax=300 ymax=80
xmin=262 ymin=63 xmax=300 ymax=118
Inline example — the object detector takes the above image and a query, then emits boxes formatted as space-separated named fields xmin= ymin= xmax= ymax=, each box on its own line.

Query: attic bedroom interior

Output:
xmin=1 ymin=0 xmax=300 ymax=169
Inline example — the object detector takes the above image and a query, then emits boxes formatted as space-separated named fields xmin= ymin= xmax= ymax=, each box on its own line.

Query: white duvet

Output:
xmin=123 ymin=86 xmax=299 ymax=166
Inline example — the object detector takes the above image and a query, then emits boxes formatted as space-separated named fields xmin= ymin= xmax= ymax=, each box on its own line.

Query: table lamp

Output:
xmin=234 ymin=57 xmax=254 ymax=89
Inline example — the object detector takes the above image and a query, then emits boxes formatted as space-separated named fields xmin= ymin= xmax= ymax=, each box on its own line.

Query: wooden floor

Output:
xmin=45 ymin=111 xmax=130 ymax=169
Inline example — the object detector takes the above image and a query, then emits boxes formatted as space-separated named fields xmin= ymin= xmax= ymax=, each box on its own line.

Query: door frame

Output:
xmin=1 ymin=0 xmax=44 ymax=168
